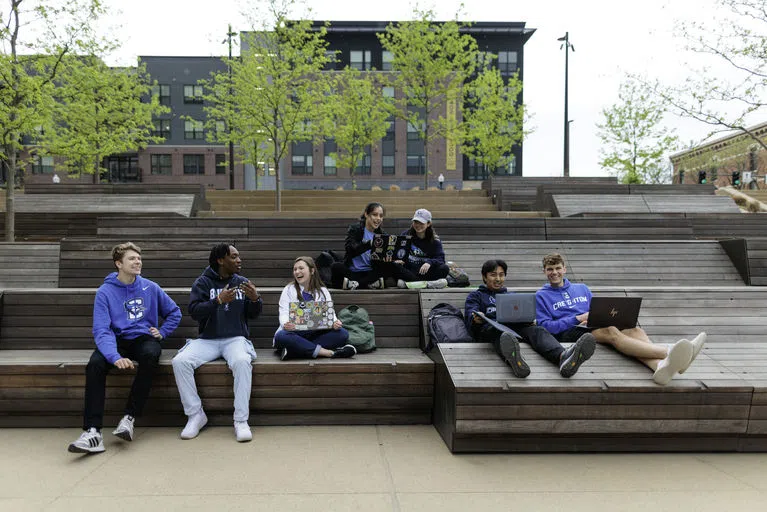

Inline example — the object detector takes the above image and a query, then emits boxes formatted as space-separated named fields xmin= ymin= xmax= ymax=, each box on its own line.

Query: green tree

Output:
xmin=41 ymin=56 xmax=166 ymax=182
xmin=648 ymin=0 xmax=767 ymax=151
xmin=462 ymin=66 xmax=526 ymax=175
xmin=0 ymin=0 xmax=107 ymax=241
xmin=378 ymin=8 xmax=479 ymax=189
xmin=326 ymin=67 xmax=393 ymax=189
xmin=204 ymin=0 xmax=330 ymax=211
xmin=597 ymin=80 xmax=679 ymax=184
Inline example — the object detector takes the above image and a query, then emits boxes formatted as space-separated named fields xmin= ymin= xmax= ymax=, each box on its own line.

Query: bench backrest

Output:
xmin=0 ymin=289 xmax=421 ymax=351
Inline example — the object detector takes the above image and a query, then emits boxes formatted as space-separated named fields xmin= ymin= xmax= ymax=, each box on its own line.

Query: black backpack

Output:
xmin=316 ymin=250 xmax=343 ymax=287
xmin=425 ymin=303 xmax=474 ymax=352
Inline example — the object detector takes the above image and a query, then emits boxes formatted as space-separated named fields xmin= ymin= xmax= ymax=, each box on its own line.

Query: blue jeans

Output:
xmin=274 ymin=328 xmax=350 ymax=359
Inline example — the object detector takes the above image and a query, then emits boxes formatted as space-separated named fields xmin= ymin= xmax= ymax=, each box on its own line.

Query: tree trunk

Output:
xmin=423 ymin=124 xmax=429 ymax=190
xmin=5 ymin=149 xmax=17 ymax=242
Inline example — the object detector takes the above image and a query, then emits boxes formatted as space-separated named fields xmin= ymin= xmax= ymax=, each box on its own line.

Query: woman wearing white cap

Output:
xmin=395 ymin=208 xmax=450 ymax=289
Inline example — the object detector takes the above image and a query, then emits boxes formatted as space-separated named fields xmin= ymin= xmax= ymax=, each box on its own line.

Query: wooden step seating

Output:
xmin=0 ymin=288 xmax=432 ymax=427
xmin=441 ymin=240 xmax=745 ymax=288
xmin=552 ymin=194 xmax=740 ymax=217
xmin=419 ymin=287 xmax=767 ymax=452
xmin=0 ymin=243 xmax=59 ymax=288
xmin=481 ymin=176 xmax=618 ymax=211
xmin=0 ymin=194 xmax=195 ymax=217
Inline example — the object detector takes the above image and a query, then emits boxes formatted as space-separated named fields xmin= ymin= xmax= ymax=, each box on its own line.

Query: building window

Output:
xmin=292 ymin=155 xmax=313 ymax=175
xmin=183 ymin=84 xmax=204 ymax=103
xmin=407 ymin=121 xmax=422 ymax=140
xmin=184 ymin=119 xmax=204 ymax=139
xmin=382 ymin=155 xmax=395 ymax=175
xmin=407 ymin=155 xmax=425 ymax=175
xmin=355 ymin=147 xmax=371 ymax=175
xmin=31 ymin=155 xmax=54 ymax=174
xmin=350 ymin=50 xmax=371 ymax=71
xmin=497 ymin=51 xmax=518 ymax=75
xmin=150 ymin=154 xmax=172 ymax=175
xmin=152 ymin=119 xmax=170 ymax=138
xmin=382 ymin=51 xmax=393 ymax=71
xmin=323 ymin=139 xmax=337 ymax=176
xmin=382 ymin=86 xmax=395 ymax=99
xmin=151 ymin=84 xmax=170 ymax=106
xmin=324 ymin=50 xmax=337 ymax=71
xmin=215 ymin=154 xmax=227 ymax=175
xmin=183 ymin=154 xmax=205 ymax=175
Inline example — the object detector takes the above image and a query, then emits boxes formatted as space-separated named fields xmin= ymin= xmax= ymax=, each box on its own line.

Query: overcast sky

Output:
xmin=100 ymin=0 xmax=731 ymax=178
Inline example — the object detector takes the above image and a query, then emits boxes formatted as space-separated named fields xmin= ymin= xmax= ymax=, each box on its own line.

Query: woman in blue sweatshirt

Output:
xmin=394 ymin=208 xmax=450 ymax=289
xmin=535 ymin=253 xmax=706 ymax=385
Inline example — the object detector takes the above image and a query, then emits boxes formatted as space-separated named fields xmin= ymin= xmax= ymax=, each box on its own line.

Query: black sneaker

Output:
xmin=499 ymin=332 xmax=530 ymax=378
xmin=332 ymin=344 xmax=357 ymax=358
xmin=559 ymin=333 xmax=596 ymax=378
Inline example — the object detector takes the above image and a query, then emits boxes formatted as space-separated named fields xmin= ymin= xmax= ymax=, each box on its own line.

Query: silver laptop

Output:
xmin=495 ymin=293 xmax=537 ymax=324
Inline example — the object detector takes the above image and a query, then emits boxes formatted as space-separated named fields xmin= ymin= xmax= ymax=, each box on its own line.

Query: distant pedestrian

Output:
xmin=52 ymin=173 xmax=61 ymax=184
xmin=438 ymin=173 xmax=445 ymax=190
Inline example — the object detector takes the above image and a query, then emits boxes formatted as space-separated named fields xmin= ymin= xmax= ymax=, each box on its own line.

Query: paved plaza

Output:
xmin=1 ymin=425 xmax=766 ymax=511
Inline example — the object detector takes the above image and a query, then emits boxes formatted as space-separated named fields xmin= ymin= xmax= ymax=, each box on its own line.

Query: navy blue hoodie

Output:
xmin=463 ymin=284 xmax=507 ymax=334
xmin=92 ymin=273 xmax=182 ymax=364
xmin=188 ymin=266 xmax=262 ymax=339
xmin=400 ymin=230 xmax=445 ymax=269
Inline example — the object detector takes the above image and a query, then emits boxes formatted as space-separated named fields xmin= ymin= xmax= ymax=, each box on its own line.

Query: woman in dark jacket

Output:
xmin=330 ymin=202 xmax=406 ymax=290
xmin=394 ymin=208 xmax=450 ymax=289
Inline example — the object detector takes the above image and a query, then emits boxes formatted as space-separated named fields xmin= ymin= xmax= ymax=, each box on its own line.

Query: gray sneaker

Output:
xmin=343 ymin=277 xmax=359 ymax=290
xmin=559 ymin=333 xmax=596 ymax=378
xmin=426 ymin=278 xmax=448 ymax=289
xmin=368 ymin=277 xmax=385 ymax=289
xmin=112 ymin=414 xmax=134 ymax=442
xmin=499 ymin=332 xmax=530 ymax=378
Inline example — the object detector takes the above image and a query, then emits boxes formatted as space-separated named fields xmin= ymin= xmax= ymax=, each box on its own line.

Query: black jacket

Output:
xmin=343 ymin=221 xmax=384 ymax=267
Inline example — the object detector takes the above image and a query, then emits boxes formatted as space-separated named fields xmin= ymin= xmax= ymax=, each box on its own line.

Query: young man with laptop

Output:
xmin=535 ymin=253 xmax=706 ymax=385
xmin=464 ymin=259 xmax=596 ymax=378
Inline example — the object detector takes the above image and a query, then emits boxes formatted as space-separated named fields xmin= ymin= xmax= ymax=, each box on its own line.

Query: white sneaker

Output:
xmin=343 ymin=277 xmax=359 ymax=290
xmin=396 ymin=279 xmax=407 ymax=289
xmin=426 ymin=278 xmax=448 ymax=289
xmin=180 ymin=410 xmax=208 ymax=440
xmin=653 ymin=339 xmax=694 ymax=385
xmin=68 ymin=428 xmax=105 ymax=454
xmin=234 ymin=421 xmax=252 ymax=442
xmin=679 ymin=332 xmax=707 ymax=374
xmin=112 ymin=414 xmax=135 ymax=442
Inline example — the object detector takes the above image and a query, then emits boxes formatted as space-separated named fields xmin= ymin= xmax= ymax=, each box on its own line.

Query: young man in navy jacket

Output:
xmin=172 ymin=243 xmax=262 ymax=442
xmin=69 ymin=242 xmax=181 ymax=454
xmin=464 ymin=259 xmax=595 ymax=378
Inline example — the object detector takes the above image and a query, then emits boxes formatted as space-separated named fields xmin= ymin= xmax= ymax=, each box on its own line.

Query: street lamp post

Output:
xmin=558 ymin=32 xmax=574 ymax=177
xmin=225 ymin=24 xmax=237 ymax=190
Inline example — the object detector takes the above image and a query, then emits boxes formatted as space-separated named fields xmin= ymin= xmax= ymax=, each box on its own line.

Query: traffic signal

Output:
xmin=732 ymin=171 xmax=742 ymax=187
xmin=698 ymin=170 xmax=707 ymax=184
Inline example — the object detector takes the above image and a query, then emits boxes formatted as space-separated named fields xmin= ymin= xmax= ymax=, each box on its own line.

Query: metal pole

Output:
xmin=227 ymin=24 xmax=236 ymax=190
xmin=562 ymin=32 xmax=570 ymax=178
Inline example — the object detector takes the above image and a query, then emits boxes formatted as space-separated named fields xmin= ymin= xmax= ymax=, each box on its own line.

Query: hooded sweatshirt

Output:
xmin=188 ymin=266 xmax=263 ymax=339
xmin=92 ymin=273 xmax=182 ymax=364
xmin=463 ymin=284 xmax=507 ymax=334
xmin=535 ymin=278 xmax=592 ymax=335
xmin=400 ymin=230 xmax=445 ymax=269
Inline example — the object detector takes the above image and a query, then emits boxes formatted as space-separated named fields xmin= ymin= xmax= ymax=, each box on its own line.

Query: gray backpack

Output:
xmin=426 ymin=303 xmax=473 ymax=352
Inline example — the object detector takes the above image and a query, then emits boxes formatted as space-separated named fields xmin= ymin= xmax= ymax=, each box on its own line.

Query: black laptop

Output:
xmin=582 ymin=297 xmax=642 ymax=330
xmin=370 ymin=234 xmax=412 ymax=261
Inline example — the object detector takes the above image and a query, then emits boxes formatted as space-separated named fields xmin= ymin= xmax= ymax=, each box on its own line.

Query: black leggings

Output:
xmin=330 ymin=261 xmax=410 ymax=289
xmin=396 ymin=262 xmax=450 ymax=282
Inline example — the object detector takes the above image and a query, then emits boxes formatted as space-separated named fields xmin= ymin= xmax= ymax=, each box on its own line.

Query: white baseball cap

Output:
xmin=412 ymin=208 xmax=432 ymax=224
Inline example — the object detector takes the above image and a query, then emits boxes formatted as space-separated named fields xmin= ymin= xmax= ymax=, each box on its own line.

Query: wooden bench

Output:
xmin=0 ymin=243 xmax=59 ymax=289
xmin=58 ymin=239 xmax=346 ymax=288
xmin=688 ymin=214 xmax=767 ymax=239
xmin=551 ymin=194 xmax=741 ymax=217
xmin=0 ymin=289 xmax=433 ymax=427
xmin=0 ymin=194 xmax=196 ymax=217
xmin=0 ymin=213 xmax=163 ymax=241
xmin=536 ymin=184 xmax=715 ymax=212
xmin=419 ymin=288 xmax=767 ymax=452
xmin=482 ymin=176 xmax=618 ymax=211
xmin=441 ymin=240 xmax=745 ymax=288
xmin=544 ymin=216 xmax=695 ymax=240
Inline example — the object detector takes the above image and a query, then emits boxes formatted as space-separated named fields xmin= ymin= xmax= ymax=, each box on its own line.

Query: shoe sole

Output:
xmin=499 ymin=334 xmax=530 ymax=378
xmin=68 ymin=443 xmax=105 ymax=454
xmin=113 ymin=429 xmax=133 ymax=442
xmin=560 ymin=334 xmax=596 ymax=378
xmin=236 ymin=434 xmax=253 ymax=442
xmin=653 ymin=340 xmax=694 ymax=385
xmin=180 ymin=417 xmax=208 ymax=440
xmin=679 ymin=332 xmax=706 ymax=374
